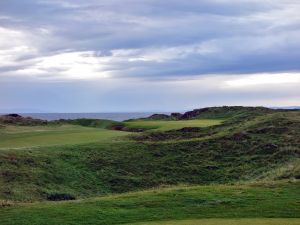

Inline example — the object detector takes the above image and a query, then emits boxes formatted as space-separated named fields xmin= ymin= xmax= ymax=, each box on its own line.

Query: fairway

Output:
xmin=131 ymin=218 xmax=300 ymax=225
xmin=0 ymin=125 xmax=128 ymax=149
xmin=124 ymin=119 xmax=223 ymax=131
xmin=1 ymin=183 xmax=299 ymax=225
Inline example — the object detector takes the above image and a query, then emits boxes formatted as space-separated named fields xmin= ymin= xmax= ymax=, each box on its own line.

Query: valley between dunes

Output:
xmin=0 ymin=106 xmax=299 ymax=224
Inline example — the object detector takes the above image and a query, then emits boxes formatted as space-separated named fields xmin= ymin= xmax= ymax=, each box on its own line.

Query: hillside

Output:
xmin=0 ymin=107 xmax=299 ymax=202
xmin=0 ymin=107 xmax=299 ymax=224
xmin=133 ymin=106 xmax=283 ymax=121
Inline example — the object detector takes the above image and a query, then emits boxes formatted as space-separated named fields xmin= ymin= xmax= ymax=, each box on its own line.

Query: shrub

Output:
xmin=47 ymin=193 xmax=76 ymax=201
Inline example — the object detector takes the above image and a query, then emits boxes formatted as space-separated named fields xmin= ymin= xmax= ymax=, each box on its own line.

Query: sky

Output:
xmin=0 ymin=0 xmax=299 ymax=112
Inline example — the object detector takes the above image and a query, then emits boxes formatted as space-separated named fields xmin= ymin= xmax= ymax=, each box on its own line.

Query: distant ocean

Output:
xmin=16 ymin=113 xmax=162 ymax=122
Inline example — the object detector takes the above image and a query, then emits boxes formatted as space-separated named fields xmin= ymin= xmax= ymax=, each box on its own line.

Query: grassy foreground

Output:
xmin=130 ymin=218 xmax=300 ymax=225
xmin=1 ymin=182 xmax=299 ymax=225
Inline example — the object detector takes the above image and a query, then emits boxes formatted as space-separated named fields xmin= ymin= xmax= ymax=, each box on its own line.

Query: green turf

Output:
xmin=130 ymin=218 xmax=300 ymax=225
xmin=124 ymin=119 xmax=223 ymax=131
xmin=0 ymin=125 xmax=128 ymax=149
xmin=0 ymin=183 xmax=299 ymax=225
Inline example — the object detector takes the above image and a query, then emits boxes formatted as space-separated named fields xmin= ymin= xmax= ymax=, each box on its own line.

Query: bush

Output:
xmin=47 ymin=193 xmax=76 ymax=201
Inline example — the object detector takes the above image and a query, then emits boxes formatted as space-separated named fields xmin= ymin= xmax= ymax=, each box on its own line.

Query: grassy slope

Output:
xmin=1 ymin=183 xmax=299 ymax=225
xmin=0 ymin=108 xmax=299 ymax=224
xmin=0 ymin=111 xmax=299 ymax=202
xmin=124 ymin=119 xmax=223 ymax=131
xmin=127 ymin=218 xmax=300 ymax=225
xmin=131 ymin=219 xmax=300 ymax=225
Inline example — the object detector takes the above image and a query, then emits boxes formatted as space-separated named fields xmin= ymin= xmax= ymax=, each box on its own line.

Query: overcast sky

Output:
xmin=0 ymin=0 xmax=299 ymax=112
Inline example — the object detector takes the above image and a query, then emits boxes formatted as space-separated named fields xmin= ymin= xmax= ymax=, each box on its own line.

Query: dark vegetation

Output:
xmin=0 ymin=114 xmax=47 ymax=126
xmin=46 ymin=193 xmax=76 ymax=201
xmin=0 ymin=114 xmax=122 ymax=129
xmin=110 ymin=124 xmax=145 ymax=132
xmin=55 ymin=118 xmax=122 ymax=129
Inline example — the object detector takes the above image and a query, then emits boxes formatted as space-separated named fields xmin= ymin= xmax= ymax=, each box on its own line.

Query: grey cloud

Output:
xmin=0 ymin=0 xmax=300 ymax=79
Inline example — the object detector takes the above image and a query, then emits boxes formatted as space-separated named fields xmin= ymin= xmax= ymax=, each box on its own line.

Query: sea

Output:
xmin=15 ymin=112 xmax=162 ymax=122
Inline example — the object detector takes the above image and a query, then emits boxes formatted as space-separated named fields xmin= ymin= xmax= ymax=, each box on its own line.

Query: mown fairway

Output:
xmin=130 ymin=218 xmax=300 ymax=225
xmin=124 ymin=119 xmax=223 ymax=131
xmin=1 ymin=183 xmax=299 ymax=225
xmin=0 ymin=125 xmax=128 ymax=149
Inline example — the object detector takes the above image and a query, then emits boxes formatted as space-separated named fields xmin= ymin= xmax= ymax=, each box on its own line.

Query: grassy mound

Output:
xmin=123 ymin=119 xmax=223 ymax=131
xmin=53 ymin=118 xmax=122 ymax=129
xmin=0 ymin=111 xmax=299 ymax=202
xmin=132 ymin=106 xmax=287 ymax=121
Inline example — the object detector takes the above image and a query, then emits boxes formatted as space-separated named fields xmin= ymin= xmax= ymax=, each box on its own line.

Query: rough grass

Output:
xmin=124 ymin=119 xmax=223 ymax=131
xmin=0 ymin=125 xmax=128 ymax=149
xmin=255 ymin=159 xmax=300 ymax=181
xmin=0 ymin=183 xmax=299 ymax=225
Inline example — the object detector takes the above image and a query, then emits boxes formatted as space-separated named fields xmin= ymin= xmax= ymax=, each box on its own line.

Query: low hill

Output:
xmin=53 ymin=118 xmax=122 ymax=129
xmin=178 ymin=106 xmax=275 ymax=119
xmin=0 ymin=114 xmax=48 ymax=126
xmin=0 ymin=109 xmax=299 ymax=202
xmin=135 ymin=106 xmax=292 ymax=121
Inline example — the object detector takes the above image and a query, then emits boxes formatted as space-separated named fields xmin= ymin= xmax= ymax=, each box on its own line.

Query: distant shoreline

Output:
xmin=9 ymin=112 xmax=165 ymax=122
